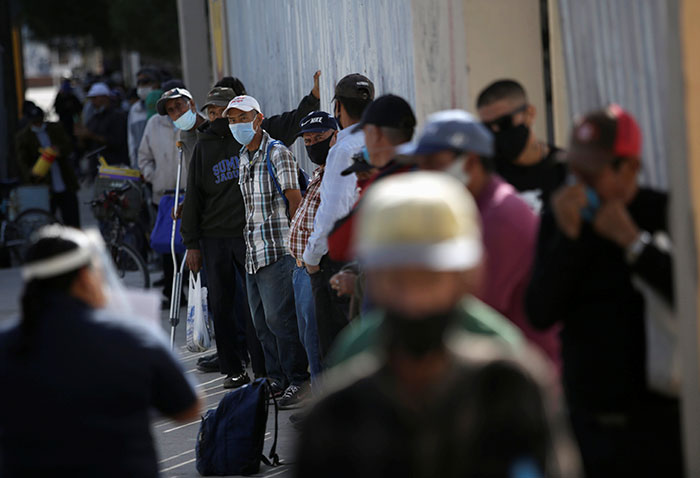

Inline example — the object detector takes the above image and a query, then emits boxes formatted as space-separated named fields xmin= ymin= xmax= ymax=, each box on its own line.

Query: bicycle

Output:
xmin=0 ymin=179 xmax=60 ymax=267
xmin=89 ymin=182 xmax=151 ymax=289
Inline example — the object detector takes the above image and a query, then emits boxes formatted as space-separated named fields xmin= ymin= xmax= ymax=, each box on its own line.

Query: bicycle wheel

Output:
xmin=7 ymin=209 xmax=60 ymax=265
xmin=109 ymin=242 xmax=151 ymax=289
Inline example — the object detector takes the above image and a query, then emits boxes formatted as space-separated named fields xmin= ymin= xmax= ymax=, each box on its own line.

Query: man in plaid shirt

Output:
xmin=288 ymin=111 xmax=339 ymax=383
xmin=225 ymin=95 xmax=310 ymax=408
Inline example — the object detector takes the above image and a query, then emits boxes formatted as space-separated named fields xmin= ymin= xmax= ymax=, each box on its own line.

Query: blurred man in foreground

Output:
xmin=296 ymin=172 xmax=571 ymax=477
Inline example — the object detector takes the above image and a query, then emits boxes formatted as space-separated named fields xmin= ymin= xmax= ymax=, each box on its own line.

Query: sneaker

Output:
xmin=223 ymin=372 xmax=250 ymax=389
xmin=196 ymin=357 xmax=220 ymax=373
xmin=197 ymin=352 xmax=218 ymax=365
xmin=268 ymin=380 xmax=285 ymax=398
xmin=278 ymin=383 xmax=310 ymax=410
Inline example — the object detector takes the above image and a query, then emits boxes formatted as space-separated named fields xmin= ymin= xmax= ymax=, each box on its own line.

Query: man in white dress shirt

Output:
xmin=302 ymin=73 xmax=374 ymax=362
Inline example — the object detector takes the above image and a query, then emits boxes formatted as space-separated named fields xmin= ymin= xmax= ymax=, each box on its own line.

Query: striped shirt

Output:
xmin=239 ymin=131 xmax=300 ymax=274
xmin=288 ymin=166 xmax=324 ymax=261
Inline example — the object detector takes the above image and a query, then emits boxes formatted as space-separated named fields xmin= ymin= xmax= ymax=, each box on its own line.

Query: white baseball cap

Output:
xmin=223 ymin=95 xmax=261 ymax=116
xmin=354 ymin=171 xmax=483 ymax=271
xmin=86 ymin=82 xmax=112 ymax=98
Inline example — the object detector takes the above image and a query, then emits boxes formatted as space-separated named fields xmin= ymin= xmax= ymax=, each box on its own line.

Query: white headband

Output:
xmin=22 ymin=248 xmax=93 ymax=281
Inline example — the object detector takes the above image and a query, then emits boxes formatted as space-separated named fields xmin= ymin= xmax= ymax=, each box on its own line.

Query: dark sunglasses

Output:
xmin=482 ymin=103 xmax=529 ymax=132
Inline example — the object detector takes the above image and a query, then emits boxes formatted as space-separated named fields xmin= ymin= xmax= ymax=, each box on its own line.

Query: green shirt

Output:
xmin=326 ymin=297 xmax=524 ymax=369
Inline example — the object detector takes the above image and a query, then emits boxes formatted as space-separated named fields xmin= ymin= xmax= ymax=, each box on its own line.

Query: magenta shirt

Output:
xmin=475 ymin=176 xmax=561 ymax=370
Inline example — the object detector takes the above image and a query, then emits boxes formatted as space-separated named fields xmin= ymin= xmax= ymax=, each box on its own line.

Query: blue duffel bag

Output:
xmin=195 ymin=379 xmax=281 ymax=476
xmin=150 ymin=194 xmax=185 ymax=254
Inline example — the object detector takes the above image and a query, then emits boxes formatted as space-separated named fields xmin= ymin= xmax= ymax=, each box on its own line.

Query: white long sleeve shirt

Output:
xmin=137 ymin=115 xmax=186 ymax=205
xmin=302 ymin=127 xmax=364 ymax=266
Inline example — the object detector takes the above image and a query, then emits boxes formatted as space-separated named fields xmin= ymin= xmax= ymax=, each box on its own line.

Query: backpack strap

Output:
xmin=265 ymin=139 xmax=288 ymax=209
xmin=261 ymin=379 xmax=282 ymax=467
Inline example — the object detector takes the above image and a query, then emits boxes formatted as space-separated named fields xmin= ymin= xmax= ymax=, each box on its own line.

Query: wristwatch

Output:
xmin=626 ymin=230 xmax=651 ymax=264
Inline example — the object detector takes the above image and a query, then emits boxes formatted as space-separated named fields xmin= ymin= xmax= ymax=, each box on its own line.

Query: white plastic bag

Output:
xmin=634 ymin=232 xmax=680 ymax=397
xmin=186 ymin=272 xmax=211 ymax=352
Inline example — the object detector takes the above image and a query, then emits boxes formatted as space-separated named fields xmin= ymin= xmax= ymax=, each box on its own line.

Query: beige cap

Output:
xmin=354 ymin=171 xmax=482 ymax=271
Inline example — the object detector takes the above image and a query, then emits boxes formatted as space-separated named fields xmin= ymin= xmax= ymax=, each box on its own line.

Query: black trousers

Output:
xmin=309 ymin=255 xmax=350 ymax=362
xmin=50 ymin=191 xmax=80 ymax=228
xmin=200 ymin=237 xmax=265 ymax=377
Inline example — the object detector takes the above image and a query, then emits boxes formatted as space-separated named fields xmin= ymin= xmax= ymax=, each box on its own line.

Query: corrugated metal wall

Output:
xmin=224 ymin=0 xmax=416 ymax=173
xmin=558 ymin=0 xmax=669 ymax=189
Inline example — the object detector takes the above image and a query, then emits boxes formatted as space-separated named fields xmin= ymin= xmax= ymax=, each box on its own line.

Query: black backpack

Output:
xmin=195 ymin=378 xmax=281 ymax=476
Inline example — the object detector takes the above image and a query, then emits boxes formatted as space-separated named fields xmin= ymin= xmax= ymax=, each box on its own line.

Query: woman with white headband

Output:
xmin=0 ymin=226 xmax=201 ymax=477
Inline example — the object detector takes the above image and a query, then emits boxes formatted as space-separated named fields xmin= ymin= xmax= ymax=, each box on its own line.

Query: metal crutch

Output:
xmin=169 ymin=141 xmax=186 ymax=350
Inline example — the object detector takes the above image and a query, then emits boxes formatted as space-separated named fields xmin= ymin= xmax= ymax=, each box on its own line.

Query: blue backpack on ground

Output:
xmin=150 ymin=194 xmax=185 ymax=254
xmin=195 ymin=378 xmax=280 ymax=476
xmin=265 ymin=140 xmax=309 ymax=219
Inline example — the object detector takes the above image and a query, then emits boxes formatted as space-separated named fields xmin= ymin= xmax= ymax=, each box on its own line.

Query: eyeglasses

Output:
xmin=482 ymin=103 xmax=528 ymax=133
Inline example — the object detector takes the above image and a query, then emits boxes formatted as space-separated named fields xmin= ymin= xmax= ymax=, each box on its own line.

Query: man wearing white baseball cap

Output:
xmin=296 ymin=172 xmax=569 ymax=477
xmin=227 ymin=95 xmax=310 ymax=408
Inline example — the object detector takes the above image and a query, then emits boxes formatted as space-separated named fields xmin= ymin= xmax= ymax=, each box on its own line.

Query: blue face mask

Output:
xmin=229 ymin=121 xmax=257 ymax=146
xmin=361 ymin=146 xmax=371 ymax=163
xmin=581 ymin=187 xmax=601 ymax=222
xmin=173 ymin=108 xmax=197 ymax=131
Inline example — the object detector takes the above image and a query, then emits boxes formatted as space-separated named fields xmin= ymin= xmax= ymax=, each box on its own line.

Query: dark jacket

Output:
xmin=526 ymin=188 xmax=673 ymax=412
xmin=85 ymin=105 xmax=128 ymax=165
xmin=296 ymin=359 xmax=553 ymax=478
xmin=179 ymin=92 xmax=318 ymax=248
xmin=180 ymin=121 xmax=246 ymax=247
xmin=15 ymin=122 xmax=79 ymax=192
xmin=261 ymin=91 xmax=319 ymax=147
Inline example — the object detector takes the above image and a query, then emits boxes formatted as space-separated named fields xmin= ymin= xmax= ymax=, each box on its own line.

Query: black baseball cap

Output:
xmin=201 ymin=87 xmax=237 ymax=111
xmin=353 ymin=94 xmax=416 ymax=133
xmin=341 ymin=150 xmax=376 ymax=176
xmin=296 ymin=111 xmax=338 ymax=137
xmin=334 ymin=73 xmax=375 ymax=101
xmin=26 ymin=104 xmax=45 ymax=120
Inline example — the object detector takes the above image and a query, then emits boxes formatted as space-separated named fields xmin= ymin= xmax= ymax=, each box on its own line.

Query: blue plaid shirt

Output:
xmin=239 ymin=131 xmax=300 ymax=274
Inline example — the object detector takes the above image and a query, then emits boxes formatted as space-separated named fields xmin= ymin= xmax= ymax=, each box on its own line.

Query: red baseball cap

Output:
xmin=567 ymin=104 xmax=642 ymax=172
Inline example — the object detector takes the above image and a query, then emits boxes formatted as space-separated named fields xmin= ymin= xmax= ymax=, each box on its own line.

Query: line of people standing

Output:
xmin=148 ymin=70 xmax=682 ymax=476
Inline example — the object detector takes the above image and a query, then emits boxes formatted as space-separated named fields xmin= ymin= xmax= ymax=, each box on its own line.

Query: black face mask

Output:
xmin=384 ymin=308 xmax=454 ymax=358
xmin=305 ymin=135 xmax=334 ymax=165
xmin=209 ymin=117 xmax=231 ymax=137
xmin=493 ymin=124 xmax=530 ymax=164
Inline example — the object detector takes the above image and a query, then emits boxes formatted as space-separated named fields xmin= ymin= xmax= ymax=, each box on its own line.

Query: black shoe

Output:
xmin=278 ymin=383 xmax=310 ymax=410
xmin=197 ymin=352 xmax=218 ymax=365
xmin=268 ymin=380 xmax=285 ymax=398
xmin=223 ymin=372 xmax=250 ymax=389
xmin=196 ymin=357 xmax=220 ymax=373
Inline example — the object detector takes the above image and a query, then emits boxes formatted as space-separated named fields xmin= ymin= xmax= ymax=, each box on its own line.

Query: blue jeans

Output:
xmin=246 ymin=255 xmax=309 ymax=387
xmin=293 ymin=266 xmax=322 ymax=381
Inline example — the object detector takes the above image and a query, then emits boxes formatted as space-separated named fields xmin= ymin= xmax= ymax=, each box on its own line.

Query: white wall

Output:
xmin=224 ymin=0 xmax=417 ymax=171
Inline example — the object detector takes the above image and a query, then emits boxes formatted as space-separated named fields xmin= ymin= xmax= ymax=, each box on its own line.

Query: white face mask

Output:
xmin=137 ymin=86 xmax=153 ymax=101
xmin=444 ymin=155 xmax=470 ymax=186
